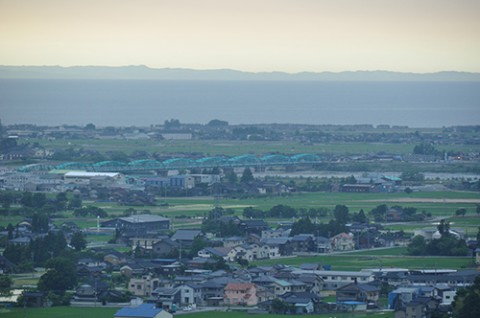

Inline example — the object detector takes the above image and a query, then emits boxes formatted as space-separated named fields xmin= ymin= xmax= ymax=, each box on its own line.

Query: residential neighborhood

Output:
xmin=0 ymin=123 xmax=479 ymax=317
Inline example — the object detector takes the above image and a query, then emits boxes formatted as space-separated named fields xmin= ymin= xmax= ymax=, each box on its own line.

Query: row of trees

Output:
xmin=0 ymin=191 xmax=82 ymax=214
xmin=243 ymin=204 xmax=367 ymax=224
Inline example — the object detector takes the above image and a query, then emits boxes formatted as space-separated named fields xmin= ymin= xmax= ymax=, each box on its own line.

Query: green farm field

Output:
xmin=0 ymin=306 xmax=394 ymax=318
xmin=252 ymin=246 xmax=475 ymax=271
xmin=0 ymin=306 xmax=117 ymax=318
xmin=183 ymin=310 xmax=394 ymax=318
xmin=20 ymin=138 xmax=480 ymax=157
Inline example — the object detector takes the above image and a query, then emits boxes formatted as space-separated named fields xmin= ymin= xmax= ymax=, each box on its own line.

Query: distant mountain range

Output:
xmin=1 ymin=65 xmax=479 ymax=81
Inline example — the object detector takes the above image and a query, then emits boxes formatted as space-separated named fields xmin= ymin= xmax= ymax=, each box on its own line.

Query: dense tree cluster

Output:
xmin=73 ymin=205 xmax=108 ymax=218
xmin=452 ymin=276 xmax=480 ymax=318
xmin=407 ymin=220 xmax=469 ymax=256
xmin=3 ymin=231 xmax=68 ymax=269
xmin=413 ymin=142 xmax=441 ymax=156
xmin=37 ymin=257 xmax=77 ymax=294
xmin=201 ymin=207 xmax=242 ymax=237
xmin=0 ymin=191 xmax=82 ymax=216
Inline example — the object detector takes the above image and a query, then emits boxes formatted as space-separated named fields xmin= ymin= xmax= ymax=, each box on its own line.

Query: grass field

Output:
xmin=0 ymin=306 xmax=394 ymax=318
xmin=252 ymin=246 xmax=475 ymax=271
xmin=0 ymin=306 xmax=117 ymax=318
xmin=20 ymin=137 xmax=480 ymax=158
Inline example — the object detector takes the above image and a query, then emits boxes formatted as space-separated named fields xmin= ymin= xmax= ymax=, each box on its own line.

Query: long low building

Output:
xmin=64 ymin=171 xmax=125 ymax=185
xmin=101 ymin=214 xmax=170 ymax=234
xmin=292 ymin=270 xmax=375 ymax=290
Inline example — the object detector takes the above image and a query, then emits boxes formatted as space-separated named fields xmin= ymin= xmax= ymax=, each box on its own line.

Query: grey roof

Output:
xmin=283 ymin=297 xmax=312 ymax=304
xmin=261 ymin=237 xmax=291 ymax=245
xmin=291 ymin=234 xmax=314 ymax=242
xmin=171 ymin=229 xmax=202 ymax=241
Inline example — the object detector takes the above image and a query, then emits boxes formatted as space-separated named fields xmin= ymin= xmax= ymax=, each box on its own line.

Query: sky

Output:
xmin=0 ymin=0 xmax=479 ymax=73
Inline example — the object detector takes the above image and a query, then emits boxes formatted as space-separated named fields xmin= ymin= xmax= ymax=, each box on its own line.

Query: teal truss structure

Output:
xmin=17 ymin=153 xmax=321 ymax=173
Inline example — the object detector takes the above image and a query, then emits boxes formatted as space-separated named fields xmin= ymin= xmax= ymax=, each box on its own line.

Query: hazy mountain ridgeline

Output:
xmin=1 ymin=65 xmax=480 ymax=81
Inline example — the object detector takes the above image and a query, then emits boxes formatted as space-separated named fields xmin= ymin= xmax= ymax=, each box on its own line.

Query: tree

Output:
xmin=55 ymin=192 xmax=68 ymax=211
xmin=0 ymin=275 xmax=12 ymax=296
xmin=455 ymin=208 xmax=467 ymax=217
xmin=207 ymin=119 xmax=229 ymax=127
xmin=407 ymin=235 xmax=426 ymax=256
xmin=240 ymin=167 xmax=254 ymax=183
xmin=84 ymin=123 xmax=96 ymax=130
xmin=70 ymin=231 xmax=87 ymax=251
xmin=6 ymin=223 xmax=14 ymax=240
xmin=370 ymin=204 xmax=388 ymax=222
xmin=352 ymin=209 xmax=367 ymax=223
xmin=20 ymin=192 xmax=33 ymax=207
xmin=68 ymin=197 xmax=82 ymax=209
xmin=31 ymin=212 xmax=49 ymax=233
xmin=164 ymin=118 xmax=181 ymax=129
xmin=333 ymin=205 xmax=350 ymax=225
xmin=189 ymin=236 xmax=208 ymax=258
xmin=271 ymin=298 xmax=289 ymax=314
xmin=413 ymin=142 xmax=439 ymax=155
xmin=225 ymin=171 xmax=237 ymax=183
xmin=452 ymin=276 xmax=480 ymax=318
xmin=290 ymin=217 xmax=316 ymax=236
xmin=400 ymin=170 xmax=425 ymax=182
xmin=38 ymin=257 xmax=77 ymax=293
xmin=0 ymin=192 xmax=13 ymax=209
xmin=32 ymin=193 xmax=47 ymax=209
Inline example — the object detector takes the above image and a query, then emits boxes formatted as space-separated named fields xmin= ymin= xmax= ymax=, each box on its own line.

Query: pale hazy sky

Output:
xmin=1 ymin=0 xmax=479 ymax=73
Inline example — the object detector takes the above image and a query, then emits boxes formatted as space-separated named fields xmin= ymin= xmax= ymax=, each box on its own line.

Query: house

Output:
xmin=239 ymin=219 xmax=269 ymax=234
xmin=128 ymin=275 xmax=160 ymax=297
xmin=331 ymin=232 xmax=355 ymax=251
xmin=114 ymin=303 xmax=173 ymax=318
xmin=223 ymin=236 xmax=245 ymax=248
xmin=171 ymin=229 xmax=202 ymax=248
xmin=270 ymin=278 xmax=292 ymax=296
xmin=290 ymin=234 xmax=316 ymax=252
xmin=224 ymin=283 xmax=258 ymax=306
xmin=261 ymin=237 xmax=293 ymax=256
xmin=394 ymin=296 xmax=440 ymax=318
xmin=0 ymin=255 xmax=15 ymax=273
xmin=78 ymin=258 xmax=106 ymax=268
xmin=131 ymin=236 xmax=164 ymax=250
xmin=295 ymin=274 xmax=324 ymax=296
xmin=74 ymin=284 xmax=96 ymax=301
xmin=434 ymin=284 xmax=457 ymax=305
xmin=152 ymin=238 xmax=180 ymax=257
xmin=388 ymin=287 xmax=420 ymax=310
xmin=316 ymin=236 xmax=332 ymax=253
xmin=120 ymin=263 xmax=146 ymax=277
xmin=336 ymin=283 xmax=380 ymax=306
xmin=150 ymin=287 xmax=181 ymax=311
xmin=178 ymin=283 xmax=202 ymax=306
xmin=261 ymin=228 xmax=290 ymax=240
xmin=197 ymin=247 xmax=230 ymax=260
xmin=104 ymin=250 xmax=127 ymax=266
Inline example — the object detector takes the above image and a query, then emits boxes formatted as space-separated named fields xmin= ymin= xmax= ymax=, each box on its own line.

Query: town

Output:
xmin=0 ymin=122 xmax=479 ymax=318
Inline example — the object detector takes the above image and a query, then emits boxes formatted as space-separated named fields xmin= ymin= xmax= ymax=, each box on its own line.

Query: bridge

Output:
xmin=17 ymin=153 xmax=322 ymax=173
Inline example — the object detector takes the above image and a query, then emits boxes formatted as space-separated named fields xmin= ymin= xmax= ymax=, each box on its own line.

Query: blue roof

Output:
xmin=114 ymin=303 xmax=163 ymax=318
